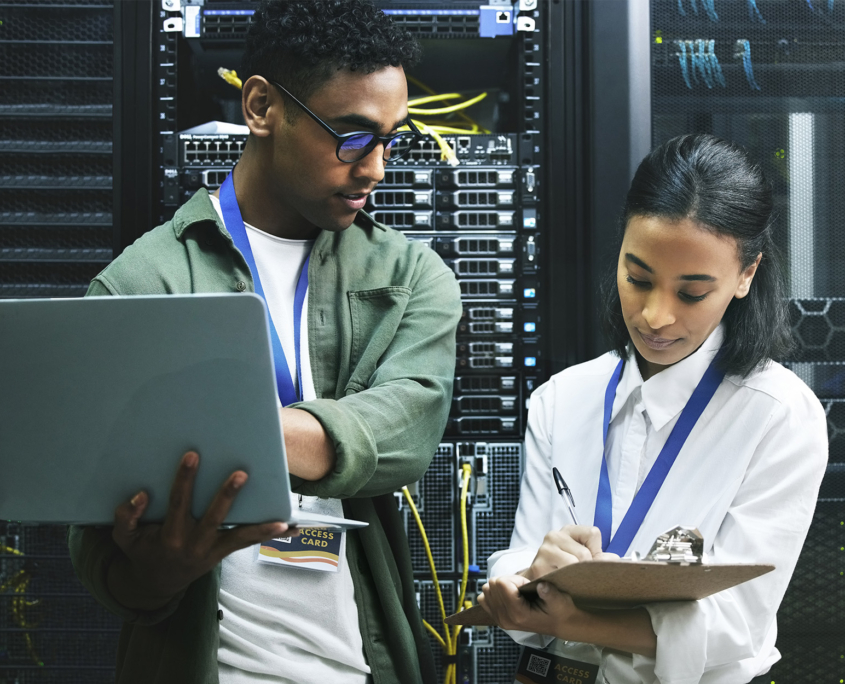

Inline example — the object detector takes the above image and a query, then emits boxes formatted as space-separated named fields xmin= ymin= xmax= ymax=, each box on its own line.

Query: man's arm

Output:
xmin=281 ymin=407 xmax=335 ymax=480
xmin=291 ymin=254 xmax=461 ymax=499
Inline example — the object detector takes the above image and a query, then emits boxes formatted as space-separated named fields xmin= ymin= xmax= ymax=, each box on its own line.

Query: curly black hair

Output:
xmin=241 ymin=0 xmax=421 ymax=115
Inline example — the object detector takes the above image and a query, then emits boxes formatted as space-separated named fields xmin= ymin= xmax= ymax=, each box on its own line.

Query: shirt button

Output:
xmin=236 ymin=281 xmax=246 ymax=292
xmin=217 ymin=609 xmax=224 ymax=620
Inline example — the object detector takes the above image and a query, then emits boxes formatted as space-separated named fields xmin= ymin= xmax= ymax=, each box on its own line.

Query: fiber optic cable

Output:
xmin=701 ymin=0 xmax=719 ymax=21
xmin=696 ymin=39 xmax=714 ymax=88
xmin=747 ymin=0 xmax=765 ymax=23
xmin=677 ymin=0 xmax=687 ymax=16
xmin=709 ymin=40 xmax=726 ymax=87
xmin=688 ymin=40 xmax=701 ymax=86
xmin=736 ymin=39 xmax=761 ymax=90
xmin=677 ymin=40 xmax=693 ymax=89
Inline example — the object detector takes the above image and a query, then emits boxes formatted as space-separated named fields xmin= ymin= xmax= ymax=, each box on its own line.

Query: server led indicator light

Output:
xmin=523 ymin=288 xmax=536 ymax=298
xmin=525 ymin=357 xmax=537 ymax=367
xmin=524 ymin=322 xmax=536 ymax=333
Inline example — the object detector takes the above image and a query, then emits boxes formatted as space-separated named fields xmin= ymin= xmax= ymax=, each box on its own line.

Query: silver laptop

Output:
xmin=0 ymin=294 xmax=367 ymax=530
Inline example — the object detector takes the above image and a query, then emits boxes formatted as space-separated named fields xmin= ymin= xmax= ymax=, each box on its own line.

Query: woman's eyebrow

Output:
xmin=626 ymin=253 xmax=716 ymax=282
xmin=625 ymin=253 xmax=653 ymax=273
xmin=679 ymin=273 xmax=717 ymax=282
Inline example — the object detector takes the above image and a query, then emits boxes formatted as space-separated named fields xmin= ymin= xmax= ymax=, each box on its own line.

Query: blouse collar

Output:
xmin=611 ymin=324 xmax=725 ymax=431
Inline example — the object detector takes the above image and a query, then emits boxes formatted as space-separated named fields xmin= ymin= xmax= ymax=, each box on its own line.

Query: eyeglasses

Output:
xmin=270 ymin=81 xmax=422 ymax=163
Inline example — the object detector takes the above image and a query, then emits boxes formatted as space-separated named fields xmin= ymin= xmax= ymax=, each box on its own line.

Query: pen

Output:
xmin=552 ymin=467 xmax=580 ymax=526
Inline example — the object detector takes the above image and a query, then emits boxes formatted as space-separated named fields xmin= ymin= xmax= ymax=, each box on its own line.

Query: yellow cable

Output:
xmin=402 ymin=486 xmax=452 ymax=655
xmin=404 ymin=463 xmax=474 ymax=684
xmin=407 ymin=75 xmax=490 ymax=134
xmin=1 ymin=545 xmax=24 ymax=556
xmin=412 ymin=120 xmax=458 ymax=167
xmin=427 ymin=125 xmax=482 ymax=135
xmin=453 ymin=464 xmax=472 ymax=645
xmin=0 ymin=561 xmax=41 ymax=664
xmin=408 ymin=92 xmax=470 ymax=106
xmin=217 ymin=67 xmax=243 ymax=90
xmin=408 ymin=92 xmax=487 ymax=116
xmin=423 ymin=619 xmax=447 ymax=649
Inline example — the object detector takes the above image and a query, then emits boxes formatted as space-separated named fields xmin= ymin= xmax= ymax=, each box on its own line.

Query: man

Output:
xmin=68 ymin=2 xmax=461 ymax=682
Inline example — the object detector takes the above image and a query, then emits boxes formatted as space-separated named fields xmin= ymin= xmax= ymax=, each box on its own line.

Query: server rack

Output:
xmin=159 ymin=1 xmax=567 ymax=681
xmin=0 ymin=2 xmax=122 ymax=682
xmin=591 ymin=1 xmax=845 ymax=679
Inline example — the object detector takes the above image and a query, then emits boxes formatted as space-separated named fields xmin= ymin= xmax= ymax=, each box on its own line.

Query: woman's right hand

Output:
xmin=522 ymin=525 xmax=617 ymax=580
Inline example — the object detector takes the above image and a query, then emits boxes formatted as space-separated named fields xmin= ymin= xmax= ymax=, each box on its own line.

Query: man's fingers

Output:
xmin=194 ymin=471 xmax=248 ymax=548
xmin=212 ymin=521 xmax=291 ymax=559
xmin=161 ymin=452 xmax=200 ymax=542
xmin=112 ymin=490 xmax=148 ymax=548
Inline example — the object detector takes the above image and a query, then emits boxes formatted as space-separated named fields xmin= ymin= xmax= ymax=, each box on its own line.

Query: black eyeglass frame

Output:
xmin=269 ymin=80 xmax=422 ymax=163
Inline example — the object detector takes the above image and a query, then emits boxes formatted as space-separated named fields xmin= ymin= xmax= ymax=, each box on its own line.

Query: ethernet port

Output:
xmin=457 ymin=136 xmax=471 ymax=154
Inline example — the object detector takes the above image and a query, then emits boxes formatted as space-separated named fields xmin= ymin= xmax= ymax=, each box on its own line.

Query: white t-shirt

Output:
xmin=210 ymin=196 xmax=370 ymax=684
xmin=489 ymin=326 xmax=828 ymax=684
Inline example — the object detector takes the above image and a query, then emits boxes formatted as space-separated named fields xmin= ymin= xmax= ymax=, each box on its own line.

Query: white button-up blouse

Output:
xmin=488 ymin=326 xmax=828 ymax=684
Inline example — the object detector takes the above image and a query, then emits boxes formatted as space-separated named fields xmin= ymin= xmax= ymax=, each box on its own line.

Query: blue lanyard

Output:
xmin=220 ymin=171 xmax=310 ymax=406
xmin=593 ymin=355 xmax=725 ymax=555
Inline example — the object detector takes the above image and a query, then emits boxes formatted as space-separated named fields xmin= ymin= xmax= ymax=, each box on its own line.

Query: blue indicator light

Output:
xmin=523 ymin=217 xmax=536 ymax=228
xmin=523 ymin=288 xmax=536 ymax=298
xmin=525 ymin=357 xmax=537 ymax=367
xmin=524 ymin=322 xmax=536 ymax=333
xmin=203 ymin=9 xmax=254 ymax=15
xmin=382 ymin=9 xmax=479 ymax=15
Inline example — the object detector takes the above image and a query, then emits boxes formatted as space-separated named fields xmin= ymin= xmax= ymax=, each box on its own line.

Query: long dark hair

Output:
xmin=600 ymin=134 xmax=794 ymax=377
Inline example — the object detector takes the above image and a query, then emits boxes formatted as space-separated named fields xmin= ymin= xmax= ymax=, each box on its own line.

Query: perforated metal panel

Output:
xmin=651 ymin=0 xmax=845 ymax=675
xmin=0 ymin=3 xmax=118 ymax=679
xmin=403 ymin=443 xmax=459 ymax=573
xmin=473 ymin=442 xmax=523 ymax=573
xmin=0 ymin=524 xmax=120 ymax=683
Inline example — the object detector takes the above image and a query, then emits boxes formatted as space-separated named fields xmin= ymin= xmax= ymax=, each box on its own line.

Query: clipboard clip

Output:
xmin=644 ymin=525 xmax=705 ymax=564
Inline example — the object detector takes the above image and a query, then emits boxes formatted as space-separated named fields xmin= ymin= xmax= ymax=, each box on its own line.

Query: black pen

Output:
xmin=552 ymin=467 xmax=580 ymax=526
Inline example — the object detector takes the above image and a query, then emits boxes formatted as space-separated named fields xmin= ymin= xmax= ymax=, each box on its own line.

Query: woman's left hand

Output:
xmin=478 ymin=575 xmax=581 ymax=637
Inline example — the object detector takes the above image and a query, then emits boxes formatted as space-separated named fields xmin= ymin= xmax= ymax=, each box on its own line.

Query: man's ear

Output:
xmin=241 ymin=76 xmax=280 ymax=138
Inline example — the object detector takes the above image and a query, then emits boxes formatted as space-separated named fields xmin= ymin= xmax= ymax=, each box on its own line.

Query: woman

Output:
xmin=479 ymin=134 xmax=828 ymax=684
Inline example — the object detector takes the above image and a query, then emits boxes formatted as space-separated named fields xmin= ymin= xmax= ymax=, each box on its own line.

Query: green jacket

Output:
xmin=68 ymin=189 xmax=461 ymax=684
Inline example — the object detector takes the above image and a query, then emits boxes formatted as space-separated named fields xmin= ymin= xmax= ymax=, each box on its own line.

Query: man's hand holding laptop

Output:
xmin=106 ymin=450 xmax=299 ymax=611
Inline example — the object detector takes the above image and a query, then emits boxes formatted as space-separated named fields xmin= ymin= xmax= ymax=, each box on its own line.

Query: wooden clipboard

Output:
xmin=445 ymin=560 xmax=774 ymax=626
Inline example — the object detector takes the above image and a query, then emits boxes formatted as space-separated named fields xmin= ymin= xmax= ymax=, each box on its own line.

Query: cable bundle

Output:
xmin=747 ymin=0 xmax=766 ymax=22
xmin=403 ymin=463 xmax=473 ymax=684
xmin=735 ymin=39 xmax=762 ymax=90
xmin=0 ymin=545 xmax=42 ymax=666
xmin=216 ymin=70 xmax=489 ymax=167
xmin=677 ymin=0 xmax=718 ymax=21
xmin=676 ymin=39 xmax=726 ymax=89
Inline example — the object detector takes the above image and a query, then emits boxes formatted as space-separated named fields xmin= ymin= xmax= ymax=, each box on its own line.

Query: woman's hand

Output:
xmin=478 ymin=575 xmax=581 ymax=637
xmin=523 ymin=525 xmax=618 ymax=580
